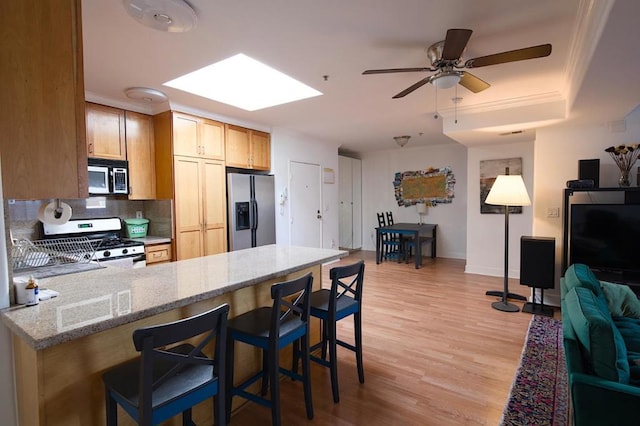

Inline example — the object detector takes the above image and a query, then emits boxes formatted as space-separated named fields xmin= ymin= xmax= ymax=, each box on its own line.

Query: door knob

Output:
xmin=317 ymin=210 xmax=322 ymax=219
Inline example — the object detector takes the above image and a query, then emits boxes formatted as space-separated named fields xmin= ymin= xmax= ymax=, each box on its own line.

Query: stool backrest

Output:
xmin=270 ymin=273 xmax=313 ymax=346
xmin=329 ymin=260 xmax=365 ymax=305
xmin=132 ymin=304 xmax=229 ymax=421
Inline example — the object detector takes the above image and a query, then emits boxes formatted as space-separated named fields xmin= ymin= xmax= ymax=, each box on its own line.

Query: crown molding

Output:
xmin=563 ymin=0 xmax=616 ymax=110
xmin=438 ymin=91 xmax=565 ymax=118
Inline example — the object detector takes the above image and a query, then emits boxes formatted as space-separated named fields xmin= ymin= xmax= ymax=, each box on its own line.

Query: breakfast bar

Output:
xmin=1 ymin=244 xmax=346 ymax=426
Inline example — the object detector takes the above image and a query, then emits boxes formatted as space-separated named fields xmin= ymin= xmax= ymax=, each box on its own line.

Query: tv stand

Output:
xmin=562 ymin=186 xmax=640 ymax=276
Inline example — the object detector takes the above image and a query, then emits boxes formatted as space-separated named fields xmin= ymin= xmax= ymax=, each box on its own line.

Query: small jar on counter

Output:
xmin=25 ymin=276 xmax=39 ymax=306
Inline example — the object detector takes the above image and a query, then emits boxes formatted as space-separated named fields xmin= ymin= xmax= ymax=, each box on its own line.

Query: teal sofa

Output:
xmin=561 ymin=264 xmax=640 ymax=425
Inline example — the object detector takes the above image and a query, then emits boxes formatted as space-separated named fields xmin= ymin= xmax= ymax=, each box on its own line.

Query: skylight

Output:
xmin=163 ymin=54 xmax=322 ymax=111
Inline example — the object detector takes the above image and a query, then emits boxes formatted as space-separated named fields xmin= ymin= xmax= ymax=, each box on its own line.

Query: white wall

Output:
xmin=532 ymin=107 xmax=640 ymax=305
xmin=465 ymin=141 xmax=535 ymax=277
xmin=360 ymin=143 xmax=468 ymax=259
xmin=270 ymin=127 xmax=341 ymax=250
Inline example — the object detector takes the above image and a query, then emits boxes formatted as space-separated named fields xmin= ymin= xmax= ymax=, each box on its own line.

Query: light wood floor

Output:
xmin=230 ymin=251 xmax=555 ymax=425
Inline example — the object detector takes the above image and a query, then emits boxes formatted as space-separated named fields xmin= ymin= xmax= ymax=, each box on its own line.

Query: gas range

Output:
xmin=43 ymin=217 xmax=146 ymax=263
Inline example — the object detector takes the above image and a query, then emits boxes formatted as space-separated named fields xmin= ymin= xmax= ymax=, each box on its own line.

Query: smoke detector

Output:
xmin=123 ymin=0 xmax=197 ymax=33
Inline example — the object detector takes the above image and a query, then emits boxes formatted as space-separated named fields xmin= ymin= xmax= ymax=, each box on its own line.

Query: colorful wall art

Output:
xmin=393 ymin=167 xmax=455 ymax=207
xmin=480 ymin=157 xmax=523 ymax=214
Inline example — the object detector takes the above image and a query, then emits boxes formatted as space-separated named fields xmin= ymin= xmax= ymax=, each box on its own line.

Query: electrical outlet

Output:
xmin=547 ymin=207 xmax=560 ymax=218
xmin=135 ymin=211 xmax=143 ymax=219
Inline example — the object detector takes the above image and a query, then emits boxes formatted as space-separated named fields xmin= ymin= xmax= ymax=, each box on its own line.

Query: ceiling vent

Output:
xmin=122 ymin=0 xmax=197 ymax=33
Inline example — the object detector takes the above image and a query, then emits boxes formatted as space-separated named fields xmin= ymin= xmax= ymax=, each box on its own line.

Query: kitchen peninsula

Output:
xmin=1 ymin=244 xmax=346 ymax=426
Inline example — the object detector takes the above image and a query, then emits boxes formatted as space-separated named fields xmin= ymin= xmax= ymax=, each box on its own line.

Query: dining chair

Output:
xmin=102 ymin=303 xmax=229 ymax=426
xmin=295 ymin=260 xmax=365 ymax=403
xmin=377 ymin=212 xmax=400 ymax=260
xmin=225 ymin=273 xmax=314 ymax=426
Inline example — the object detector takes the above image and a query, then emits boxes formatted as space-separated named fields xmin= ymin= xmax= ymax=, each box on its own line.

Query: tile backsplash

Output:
xmin=8 ymin=198 xmax=172 ymax=241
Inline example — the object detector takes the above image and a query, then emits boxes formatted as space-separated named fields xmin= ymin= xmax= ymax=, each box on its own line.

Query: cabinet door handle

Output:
xmin=88 ymin=143 xmax=93 ymax=154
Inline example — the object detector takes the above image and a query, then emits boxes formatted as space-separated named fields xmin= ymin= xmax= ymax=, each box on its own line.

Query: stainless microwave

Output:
xmin=88 ymin=158 xmax=128 ymax=195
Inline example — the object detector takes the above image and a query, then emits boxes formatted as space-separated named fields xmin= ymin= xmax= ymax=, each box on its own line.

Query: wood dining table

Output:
xmin=375 ymin=223 xmax=437 ymax=268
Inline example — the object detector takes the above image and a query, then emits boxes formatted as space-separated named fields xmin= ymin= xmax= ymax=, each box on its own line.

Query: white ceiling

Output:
xmin=82 ymin=0 xmax=639 ymax=153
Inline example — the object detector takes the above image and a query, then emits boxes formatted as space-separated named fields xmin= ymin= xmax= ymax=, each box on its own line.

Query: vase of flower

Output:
xmin=605 ymin=144 xmax=640 ymax=187
xmin=619 ymin=168 xmax=631 ymax=187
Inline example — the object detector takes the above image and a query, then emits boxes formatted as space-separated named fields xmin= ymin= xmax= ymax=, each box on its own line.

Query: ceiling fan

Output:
xmin=362 ymin=29 xmax=552 ymax=99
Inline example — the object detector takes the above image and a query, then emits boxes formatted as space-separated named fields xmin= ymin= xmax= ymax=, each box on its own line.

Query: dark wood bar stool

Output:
xmin=225 ymin=273 xmax=314 ymax=426
xmin=299 ymin=260 xmax=365 ymax=403
xmin=102 ymin=304 xmax=229 ymax=426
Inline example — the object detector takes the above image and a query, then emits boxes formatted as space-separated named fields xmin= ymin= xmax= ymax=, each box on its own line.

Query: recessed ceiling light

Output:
xmin=122 ymin=0 xmax=197 ymax=33
xmin=163 ymin=54 xmax=323 ymax=111
xmin=125 ymin=87 xmax=168 ymax=103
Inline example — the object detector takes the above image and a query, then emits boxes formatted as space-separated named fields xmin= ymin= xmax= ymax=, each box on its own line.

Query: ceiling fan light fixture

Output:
xmin=122 ymin=0 xmax=197 ymax=33
xmin=431 ymin=73 xmax=461 ymax=90
xmin=394 ymin=135 xmax=411 ymax=148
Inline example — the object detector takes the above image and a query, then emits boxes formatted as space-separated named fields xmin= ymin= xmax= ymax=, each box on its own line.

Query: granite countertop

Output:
xmin=0 ymin=245 xmax=347 ymax=350
xmin=129 ymin=235 xmax=172 ymax=245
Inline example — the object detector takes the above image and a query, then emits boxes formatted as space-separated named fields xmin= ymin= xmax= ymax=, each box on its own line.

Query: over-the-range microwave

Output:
xmin=88 ymin=158 xmax=128 ymax=195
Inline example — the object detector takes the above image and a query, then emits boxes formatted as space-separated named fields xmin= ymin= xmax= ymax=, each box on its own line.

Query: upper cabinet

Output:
xmin=1 ymin=0 xmax=88 ymax=199
xmin=225 ymin=125 xmax=271 ymax=171
xmin=125 ymin=111 xmax=156 ymax=200
xmin=172 ymin=112 xmax=225 ymax=160
xmin=85 ymin=103 xmax=126 ymax=160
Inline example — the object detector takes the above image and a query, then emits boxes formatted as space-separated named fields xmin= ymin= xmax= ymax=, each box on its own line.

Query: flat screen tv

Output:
xmin=570 ymin=203 xmax=640 ymax=283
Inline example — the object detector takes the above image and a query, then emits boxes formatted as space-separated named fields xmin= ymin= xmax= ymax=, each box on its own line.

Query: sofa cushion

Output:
xmin=565 ymin=286 xmax=630 ymax=384
xmin=564 ymin=263 xmax=605 ymax=298
xmin=600 ymin=281 xmax=640 ymax=319
xmin=613 ymin=317 xmax=640 ymax=353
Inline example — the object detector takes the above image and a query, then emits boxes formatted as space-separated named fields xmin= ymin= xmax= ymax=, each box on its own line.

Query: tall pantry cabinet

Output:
xmin=154 ymin=111 xmax=227 ymax=260
xmin=338 ymin=156 xmax=362 ymax=250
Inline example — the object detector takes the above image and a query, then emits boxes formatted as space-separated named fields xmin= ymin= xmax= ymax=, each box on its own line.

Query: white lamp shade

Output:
xmin=416 ymin=203 xmax=428 ymax=214
xmin=432 ymin=73 xmax=461 ymax=89
xmin=485 ymin=175 xmax=531 ymax=206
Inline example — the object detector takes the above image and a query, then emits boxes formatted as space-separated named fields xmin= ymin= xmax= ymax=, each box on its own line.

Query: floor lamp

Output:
xmin=484 ymin=172 xmax=531 ymax=312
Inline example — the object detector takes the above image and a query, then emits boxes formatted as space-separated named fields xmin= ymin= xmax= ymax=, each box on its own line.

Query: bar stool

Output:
xmin=102 ymin=303 xmax=229 ymax=426
xmin=225 ymin=273 xmax=314 ymax=426
xmin=301 ymin=260 xmax=365 ymax=403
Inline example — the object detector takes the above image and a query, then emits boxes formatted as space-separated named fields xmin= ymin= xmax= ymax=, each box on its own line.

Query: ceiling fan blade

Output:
xmin=392 ymin=77 xmax=431 ymax=99
xmin=441 ymin=28 xmax=473 ymax=60
xmin=459 ymin=72 xmax=490 ymax=93
xmin=363 ymin=67 xmax=432 ymax=75
xmin=464 ymin=43 xmax=552 ymax=68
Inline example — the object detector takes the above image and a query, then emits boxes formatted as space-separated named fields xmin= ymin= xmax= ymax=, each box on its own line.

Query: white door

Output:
xmin=289 ymin=161 xmax=322 ymax=248
xmin=339 ymin=156 xmax=353 ymax=248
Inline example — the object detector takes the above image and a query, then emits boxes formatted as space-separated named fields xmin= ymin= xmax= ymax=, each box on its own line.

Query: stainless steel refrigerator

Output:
xmin=227 ymin=173 xmax=276 ymax=250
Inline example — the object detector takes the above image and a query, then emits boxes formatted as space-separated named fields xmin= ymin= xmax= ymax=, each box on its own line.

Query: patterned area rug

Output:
xmin=501 ymin=315 xmax=569 ymax=425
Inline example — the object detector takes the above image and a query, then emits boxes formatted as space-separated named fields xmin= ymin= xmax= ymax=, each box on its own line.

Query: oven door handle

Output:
xmin=132 ymin=254 xmax=146 ymax=262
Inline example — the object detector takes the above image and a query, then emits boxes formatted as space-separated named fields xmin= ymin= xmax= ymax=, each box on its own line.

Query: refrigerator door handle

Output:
xmin=253 ymin=200 xmax=259 ymax=230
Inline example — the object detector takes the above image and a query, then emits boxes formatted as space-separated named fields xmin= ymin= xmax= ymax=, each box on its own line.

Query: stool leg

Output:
xmin=355 ymin=310 xmax=365 ymax=384
xmin=225 ymin=336 xmax=235 ymax=424
xmin=182 ymin=408 xmax=192 ymax=426
xmin=301 ymin=332 xmax=314 ymax=419
xmin=261 ymin=349 xmax=269 ymax=396
xmin=328 ymin=317 xmax=340 ymax=403
xmin=291 ymin=338 xmax=300 ymax=377
xmin=105 ymin=390 xmax=117 ymax=426
xmin=320 ymin=320 xmax=328 ymax=360
xmin=268 ymin=348 xmax=281 ymax=426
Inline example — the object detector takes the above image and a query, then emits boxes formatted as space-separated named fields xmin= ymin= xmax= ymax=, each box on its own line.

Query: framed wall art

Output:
xmin=393 ymin=166 xmax=455 ymax=207
xmin=480 ymin=157 xmax=523 ymax=214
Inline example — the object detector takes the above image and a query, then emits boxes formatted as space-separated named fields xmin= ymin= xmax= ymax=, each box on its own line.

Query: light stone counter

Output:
xmin=130 ymin=235 xmax=171 ymax=245
xmin=1 ymin=244 xmax=347 ymax=351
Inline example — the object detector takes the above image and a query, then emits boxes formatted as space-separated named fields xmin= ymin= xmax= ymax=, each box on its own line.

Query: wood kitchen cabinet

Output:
xmin=154 ymin=110 xmax=227 ymax=261
xmin=85 ymin=102 xmax=126 ymax=160
xmin=173 ymin=112 xmax=225 ymax=160
xmin=125 ymin=111 xmax=156 ymax=199
xmin=1 ymin=0 xmax=88 ymax=199
xmin=174 ymin=156 xmax=227 ymax=260
xmin=225 ymin=124 xmax=271 ymax=171
xmin=145 ymin=243 xmax=172 ymax=265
